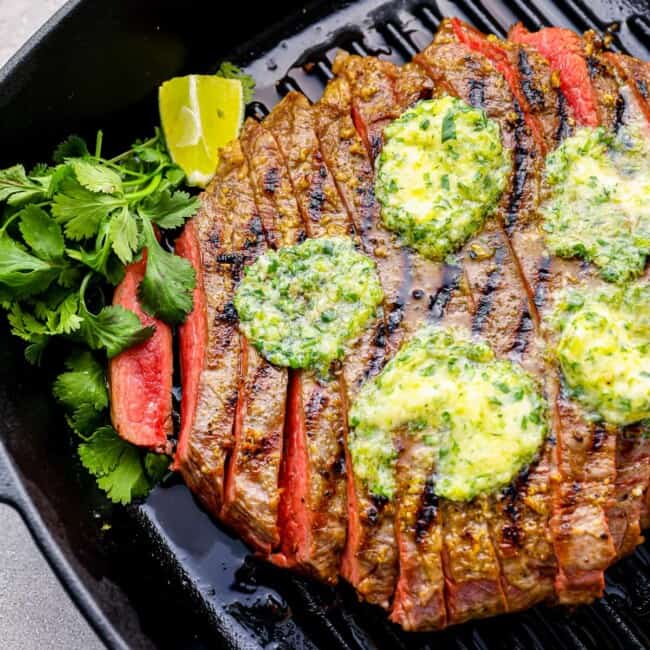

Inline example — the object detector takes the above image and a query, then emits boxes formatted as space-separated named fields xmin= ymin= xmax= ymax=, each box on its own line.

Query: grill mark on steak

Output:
xmin=605 ymin=52 xmax=650 ymax=129
xmin=468 ymin=78 xmax=485 ymax=107
xmin=508 ymin=305 xmax=534 ymax=360
xmin=533 ymin=256 xmax=552 ymax=310
xmin=504 ymin=102 xmax=529 ymax=234
xmin=518 ymin=49 xmax=544 ymax=109
xmin=471 ymin=245 xmax=505 ymax=335
xmin=556 ymin=91 xmax=573 ymax=143
xmin=614 ymin=92 xmax=627 ymax=133
xmin=428 ymin=264 xmax=462 ymax=321
xmin=415 ymin=477 xmax=439 ymax=542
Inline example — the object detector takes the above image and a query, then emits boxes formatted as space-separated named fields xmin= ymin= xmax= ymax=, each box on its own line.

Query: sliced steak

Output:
xmin=218 ymin=120 xmax=293 ymax=554
xmin=174 ymin=220 xmax=207 ymax=469
xmin=608 ymin=425 xmax=650 ymax=557
xmin=328 ymin=53 xmax=456 ymax=610
xmin=174 ymin=141 xmax=250 ymax=516
xmin=416 ymin=19 xmax=619 ymax=607
xmin=509 ymin=23 xmax=600 ymax=127
xmin=109 ymin=253 xmax=173 ymax=453
xmin=263 ymin=93 xmax=351 ymax=582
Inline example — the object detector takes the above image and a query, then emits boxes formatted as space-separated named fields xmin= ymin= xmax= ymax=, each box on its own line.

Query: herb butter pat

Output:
xmin=234 ymin=237 xmax=383 ymax=372
xmin=348 ymin=326 xmax=547 ymax=501
xmin=542 ymin=125 xmax=650 ymax=283
xmin=552 ymin=283 xmax=650 ymax=426
xmin=375 ymin=96 xmax=510 ymax=260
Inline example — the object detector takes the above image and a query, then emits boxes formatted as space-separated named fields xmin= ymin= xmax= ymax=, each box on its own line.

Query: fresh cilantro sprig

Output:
xmin=0 ymin=129 xmax=200 ymax=504
xmin=53 ymin=351 xmax=169 ymax=504
xmin=216 ymin=62 xmax=256 ymax=104
xmin=0 ymin=129 xmax=199 ymax=362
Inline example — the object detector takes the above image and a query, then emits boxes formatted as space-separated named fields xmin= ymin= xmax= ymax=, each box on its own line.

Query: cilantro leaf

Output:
xmin=70 ymin=159 xmax=123 ymax=195
xmin=25 ymin=338 xmax=49 ymax=365
xmin=138 ymin=219 xmax=195 ymax=324
xmin=216 ymin=62 xmax=256 ymax=103
xmin=67 ymin=219 xmax=125 ymax=286
xmin=53 ymin=351 xmax=108 ymax=434
xmin=79 ymin=302 xmax=154 ymax=358
xmin=52 ymin=178 xmax=123 ymax=239
xmin=139 ymin=189 xmax=199 ymax=229
xmin=53 ymin=135 xmax=89 ymax=164
xmin=0 ymin=165 xmax=48 ymax=206
xmin=0 ymin=235 xmax=59 ymax=296
xmin=78 ymin=427 xmax=151 ymax=505
xmin=19 ymin=205 xmax=65 ymax=261
xmin=145 ymin=452 xmax=170 ymax=483
xmin=44 ymin=292 xmax=83 ymax=334
xmin=8 ymin=302 xmax=47 ymax=340
xmin=108 ymin=206 xmax=140 ymax=264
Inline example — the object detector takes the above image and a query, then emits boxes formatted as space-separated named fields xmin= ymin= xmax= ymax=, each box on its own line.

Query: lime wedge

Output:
xmin=159 ymin=75 xmax=244 ymax=187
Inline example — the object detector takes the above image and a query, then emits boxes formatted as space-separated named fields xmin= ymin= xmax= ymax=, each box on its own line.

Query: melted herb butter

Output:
xmin=375 ymin=96 xmax=510 ymax=261
xmin=552 ymin=283 xmax=650 ymax=426
xmin=348 ymin=326 xmax=547 ymax=501
xmin=234 ymin=237 xmax=383 ymax=372
xmin=542 ymin=125 xmax=650 ymax=283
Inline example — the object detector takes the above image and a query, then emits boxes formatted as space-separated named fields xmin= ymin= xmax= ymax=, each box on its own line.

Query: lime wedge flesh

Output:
xmin=159 ymin=75 xmax=244 ymax=187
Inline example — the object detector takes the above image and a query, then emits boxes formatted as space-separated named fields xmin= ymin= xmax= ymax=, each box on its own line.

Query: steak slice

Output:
xmin=509 ymin=23 xmax=600 ymax=127
xmin=333 ymin=49 xmax=534 ymax=624
xmin=609 ymin=425 xmax=650 ymax=558
xmin=327 ymin=53 xmax=455 ymax=610
xmin=109 ymin=253 xmax=173 ymax=453
xmin=416 ymin=19 xmax=619 ymax=607
xmin=263 ymin=93 xmax=351 ymax=582
xmin=218 ymin=119 xmax=294 ymax=554
xmin=606 ymin=52 xmax=650 ymax=127
xmin=509 ymin=24 xmax=621 ymax=131
xmin=174 ymin=141 xmax=250 ymax=515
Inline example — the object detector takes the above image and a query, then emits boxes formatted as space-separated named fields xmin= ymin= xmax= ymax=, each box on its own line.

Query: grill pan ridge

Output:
xmin=1 ymin=0 xmax=650 ymax=648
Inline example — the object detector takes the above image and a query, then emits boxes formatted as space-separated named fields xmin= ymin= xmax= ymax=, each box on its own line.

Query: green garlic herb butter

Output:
xmin=348 ymin=326 xmax=547 ymax=501
xmin=234 ymin=237 xmax=383 ymax=372
xmin=542 ymin=125 xmax=650 ymax=283
xmin=552 ymin=283 xmax=650 ymax=426
xmin=375 ymin=96 xmax=510 ymax=260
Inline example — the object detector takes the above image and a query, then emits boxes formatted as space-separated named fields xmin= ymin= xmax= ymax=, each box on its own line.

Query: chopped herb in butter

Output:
xmin=375 ymin=96 xmax=510 ymax=261
xmin=234 ymin=237 xmax=383 ymax=372
xmin=542 ymin=125 xmax=650 ymax=283
xmin=551 ymin=283 xmax=650 ymax=426
xmin=348 ymin=325 xmax=547 ymax=501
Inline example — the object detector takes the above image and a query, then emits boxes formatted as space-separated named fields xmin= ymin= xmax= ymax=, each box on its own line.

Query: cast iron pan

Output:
xmin=2 ymin=1 xmax=650 ymax=648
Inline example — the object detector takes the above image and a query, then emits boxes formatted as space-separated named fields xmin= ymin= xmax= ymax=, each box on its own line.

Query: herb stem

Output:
xmin=124 ymin=174 xmax=162 ymax=202
xmin=107 ymin=136 xmax=158 ymax=164
xmin=95 ymin=130 xmax=104 ymax=159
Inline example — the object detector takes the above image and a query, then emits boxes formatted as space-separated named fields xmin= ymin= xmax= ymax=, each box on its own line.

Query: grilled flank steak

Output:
xmin=168 ymin=17 xmax=650 ymax=632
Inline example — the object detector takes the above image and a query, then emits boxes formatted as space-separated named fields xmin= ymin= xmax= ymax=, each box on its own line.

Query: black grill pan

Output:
xmin=1 ymin=0 xmax=650 ymax=648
